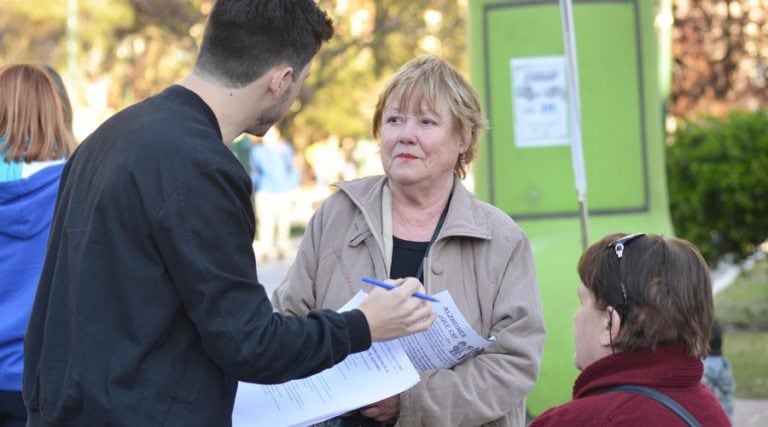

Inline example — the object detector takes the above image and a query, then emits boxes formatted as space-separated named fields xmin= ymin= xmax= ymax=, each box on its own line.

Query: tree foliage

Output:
xmin=0 ymin=0 xmax=204 ymax=110
xmin=0 ymin=0 xmax=466 ymax=147
xmin=670 ymin=0 xmax=768 ymax=121
xmin=668 ymin=1 xmax=768 ymax=264
xmin=666 ymin=110 xmax=768 ymax=265
xmin=283 ymin=0 xmax=467 ymax=148
xmin=0 ymin=1 xmax=71 ymax=65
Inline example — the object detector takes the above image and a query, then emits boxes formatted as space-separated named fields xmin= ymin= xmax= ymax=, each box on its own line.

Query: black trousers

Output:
xmin=0 ymin=390 xmax=26 ymax=427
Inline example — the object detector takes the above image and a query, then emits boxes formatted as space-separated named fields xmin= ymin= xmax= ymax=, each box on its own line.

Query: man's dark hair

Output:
xmin=195 ymin=0 xmax=334 ymax=88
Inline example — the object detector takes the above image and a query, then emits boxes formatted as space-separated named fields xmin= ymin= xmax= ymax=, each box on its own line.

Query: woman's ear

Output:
xmin=459 ymin=129 xmax=471 ymax=153
xmin=599 ymin=306 xmax=622 ymax=347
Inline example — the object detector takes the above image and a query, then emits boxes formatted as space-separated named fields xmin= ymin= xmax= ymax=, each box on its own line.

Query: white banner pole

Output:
xmin=559 ymin=0 xmax=589 ymax=250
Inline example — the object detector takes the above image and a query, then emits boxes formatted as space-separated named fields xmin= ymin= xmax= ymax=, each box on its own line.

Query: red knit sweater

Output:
xmin=531 ymin=345 xmax=730 ymax=426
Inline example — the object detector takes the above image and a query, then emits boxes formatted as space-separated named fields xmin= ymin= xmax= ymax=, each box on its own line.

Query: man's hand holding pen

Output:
xmin=357 ymin=277 xmax=436 ymax=342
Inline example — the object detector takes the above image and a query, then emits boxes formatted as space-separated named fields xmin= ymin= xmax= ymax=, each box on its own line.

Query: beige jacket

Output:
xmin=273 ymin=176 xmax=545 ymax=427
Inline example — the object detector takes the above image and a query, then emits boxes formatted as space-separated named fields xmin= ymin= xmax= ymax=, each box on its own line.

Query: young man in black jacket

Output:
xmin=22 ymin=1 xmax=435 ymax=425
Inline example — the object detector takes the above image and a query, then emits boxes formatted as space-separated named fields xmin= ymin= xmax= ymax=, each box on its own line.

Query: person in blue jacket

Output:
xmin=0 ymin=63 xmax=75 ymax=427
xmin=250 ymin=128 xmax=300 ymax=260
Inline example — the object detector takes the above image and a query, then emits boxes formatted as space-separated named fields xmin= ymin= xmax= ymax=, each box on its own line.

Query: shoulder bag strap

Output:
xmin=604 ymin=384 xmax=702 ymax=427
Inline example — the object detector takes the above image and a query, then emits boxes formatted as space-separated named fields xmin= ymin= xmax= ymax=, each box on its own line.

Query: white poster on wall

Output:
xmin=510 ymin=56 xmax=570 ymax=148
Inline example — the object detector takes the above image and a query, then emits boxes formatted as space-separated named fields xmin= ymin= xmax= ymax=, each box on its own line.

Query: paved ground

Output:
xmin=734 ymin=399 xmax=768 ymax=426
xmin=255 ymin=246 xmax=768 ymax=425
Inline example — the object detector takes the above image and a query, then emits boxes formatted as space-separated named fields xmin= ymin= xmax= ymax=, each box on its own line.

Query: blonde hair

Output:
xmin=372 ymin=55 xmax=488 ymax=179
xmin=0 ymin=63 xmax=76 ymax=162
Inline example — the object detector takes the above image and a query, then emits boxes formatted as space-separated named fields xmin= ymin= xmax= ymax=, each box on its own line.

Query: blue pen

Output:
xmin=361 ymin=277 xmax=440 ymax=302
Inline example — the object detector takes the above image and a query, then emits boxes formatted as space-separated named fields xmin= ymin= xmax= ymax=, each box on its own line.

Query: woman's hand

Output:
xmin=360 ymin=395 xmax=400 ymax=422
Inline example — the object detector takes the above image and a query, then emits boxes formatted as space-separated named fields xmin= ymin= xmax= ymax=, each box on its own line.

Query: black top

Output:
xmin=390 ymin=236 xmax=429 ymax=280
xmin=23 ymin=85 xmax=371 ymax=426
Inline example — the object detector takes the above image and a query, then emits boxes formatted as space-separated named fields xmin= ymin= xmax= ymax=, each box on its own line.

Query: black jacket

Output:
xmin=23 ymin=85 xmax=370 ymax=426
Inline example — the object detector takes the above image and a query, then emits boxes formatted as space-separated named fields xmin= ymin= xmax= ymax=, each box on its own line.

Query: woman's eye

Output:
xmin=386 ymin=116 xmax=401 ymax=124
xmin=422 ymin=118 xmax=437 ymax=125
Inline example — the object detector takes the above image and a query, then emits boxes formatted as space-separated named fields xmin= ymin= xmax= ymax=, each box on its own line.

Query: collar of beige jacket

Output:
xmin=381 ymin=183 xmax=393 ymax=274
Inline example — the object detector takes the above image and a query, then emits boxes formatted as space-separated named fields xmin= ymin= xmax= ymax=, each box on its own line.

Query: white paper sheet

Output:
xmin=232 ymin=291 xmax=419 ymax=427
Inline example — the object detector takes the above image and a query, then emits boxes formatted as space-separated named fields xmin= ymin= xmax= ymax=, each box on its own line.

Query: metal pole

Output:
xmin=559 ymin=0 xmax=590 ymax=251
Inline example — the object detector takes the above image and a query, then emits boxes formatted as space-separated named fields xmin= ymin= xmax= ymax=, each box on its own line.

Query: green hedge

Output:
xmin=666 ymin=110 xmax=768 ymax=266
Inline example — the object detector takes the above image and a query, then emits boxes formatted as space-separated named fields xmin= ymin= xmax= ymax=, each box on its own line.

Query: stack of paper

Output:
xmin=233 ymin=337 xmax=418 ymax=426
xmin=233 ymin=289 xmax=491 ymax=426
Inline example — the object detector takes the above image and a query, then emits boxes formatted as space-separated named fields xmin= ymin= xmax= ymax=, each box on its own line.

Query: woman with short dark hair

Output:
xmin=531 ymin=233 xmax=729 ymax=426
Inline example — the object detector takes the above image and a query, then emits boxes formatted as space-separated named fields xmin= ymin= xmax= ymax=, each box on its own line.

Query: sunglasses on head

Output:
xmin=607 ymin=233 xmax=646 ymax=318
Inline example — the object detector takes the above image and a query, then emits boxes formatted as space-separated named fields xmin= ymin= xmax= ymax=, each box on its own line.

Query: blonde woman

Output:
xmin=274 ymin=55 xmax=546 ymax=426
